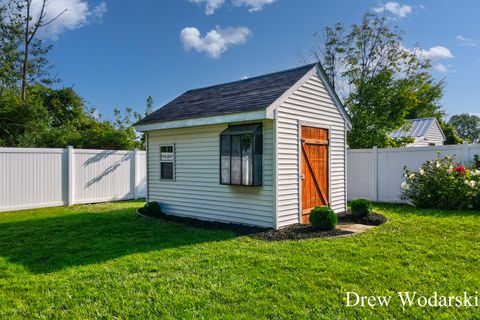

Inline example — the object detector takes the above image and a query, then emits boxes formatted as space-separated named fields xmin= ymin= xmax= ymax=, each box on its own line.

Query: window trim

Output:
xmin=160 ymin=144 xmax=175 ymax=181
xmin=219 ymin=123 xmax=263 ymax=187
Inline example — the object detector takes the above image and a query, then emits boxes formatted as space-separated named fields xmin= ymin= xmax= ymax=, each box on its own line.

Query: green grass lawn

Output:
xmin=0 ymin=201 xmax=479 ymax=319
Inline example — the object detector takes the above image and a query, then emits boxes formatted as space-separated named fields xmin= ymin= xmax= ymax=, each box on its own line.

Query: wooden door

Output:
xmin=301 ymin=126 xmax=329 ymax=224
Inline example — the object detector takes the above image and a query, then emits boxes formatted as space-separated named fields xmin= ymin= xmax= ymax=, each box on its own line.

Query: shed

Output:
xmin=135 ymin=63 xmax=352 ymax=229
xmin=389 ymin=118 xmax=446 ymax=147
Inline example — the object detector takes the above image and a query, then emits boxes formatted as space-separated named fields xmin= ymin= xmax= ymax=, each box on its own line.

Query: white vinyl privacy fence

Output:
xmin=348 ymin=144 xmax=480 ymax=203
xmin=0 ymin=147 xmax=146 ymax=212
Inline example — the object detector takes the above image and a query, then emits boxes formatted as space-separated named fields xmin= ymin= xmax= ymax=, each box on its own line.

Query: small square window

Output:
xmin=160 ymin=145 xmax=175 ymax=180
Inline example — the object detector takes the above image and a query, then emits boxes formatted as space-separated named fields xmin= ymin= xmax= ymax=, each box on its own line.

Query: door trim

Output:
xmin=298 ymin=122 xmax=332 ymax=223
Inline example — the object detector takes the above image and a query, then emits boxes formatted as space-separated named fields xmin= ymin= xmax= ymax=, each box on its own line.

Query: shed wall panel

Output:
xmin=276 ymin=72 xmax=347 ymax=227
xmin=424 ymin=122 xmax=446 ymax=146
xmin=147 ymin=121 xmax=275 ymax=228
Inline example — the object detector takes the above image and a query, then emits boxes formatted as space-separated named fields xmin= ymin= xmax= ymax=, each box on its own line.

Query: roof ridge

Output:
xmin=408 ymin=117 xmax=436 ymax=121
xmin=185 ymin=63 xmax=318 ymax=93
xmin=135 ymin=61 xmax=355 ymax=129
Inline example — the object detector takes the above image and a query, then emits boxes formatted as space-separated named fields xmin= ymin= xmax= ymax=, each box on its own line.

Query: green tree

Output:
xmin=0 ymin=2 xmax=143 ymax=150
xmin=449 ymin=113 xmax=480 ymax=143
xmin=0 ymin=85 xmax=143 ymax=150
xmin=0 ymin=2 xmax=22 ymax=92
xmin=347 ymin=70 xmax=415 ymax=148
xmin=0 ymin=87 xmax=52 ymax=147
xmin=304 ymin=12 xmax=461 ymax=148
xmin=146 ymin=96 xmax=154 ymax=116
xmin=19 ymin=0 xmax=66 ymax=99
xmin=76 ymin=119 xmax=141 ymax=150
xmin=138 ymin=96 xmax=155 ymax=146
xmin=0 ymin=0 xmax=63 ymax=98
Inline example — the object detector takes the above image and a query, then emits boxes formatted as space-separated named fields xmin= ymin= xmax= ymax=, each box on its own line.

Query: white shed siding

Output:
xmin=411 ymin=123 xmax=445 ymax=147
xmin=147 ymin=120 xmax=275 ymax=228
xmin=411 ymin=139 xmax=430 ymax=147
xmin=276 ymin=72 xmax=347 ymax=227
xmin=425 ymin=122 xmax=445 ymax=145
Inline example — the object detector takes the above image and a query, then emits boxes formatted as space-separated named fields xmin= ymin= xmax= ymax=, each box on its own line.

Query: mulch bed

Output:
xmin=136 ymin=208 xmax=266 ymax=236
xmin=250 ymin=225 xmax=353 ymax=241
xmin=137 ymin=208 xmax=388 ymax=241
xmin=249 ymin=212 xmax=388 ymax=241
xmin=338 ymin=211 xmax=388 ymax=226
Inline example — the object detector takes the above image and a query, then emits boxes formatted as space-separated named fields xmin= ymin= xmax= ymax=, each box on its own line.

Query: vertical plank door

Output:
xmin=301 ymin=126 xmax=329 ymax=224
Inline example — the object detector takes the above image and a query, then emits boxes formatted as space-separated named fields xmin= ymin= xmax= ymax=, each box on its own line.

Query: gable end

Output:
xmin=266 ymin=64 xmax=352 ymax=130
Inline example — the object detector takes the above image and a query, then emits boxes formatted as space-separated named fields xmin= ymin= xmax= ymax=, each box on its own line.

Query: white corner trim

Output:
xmin=273 ymin=111 xmax=279 ymax=230
xmin=136 ymin=110 xmax=270 ymax=132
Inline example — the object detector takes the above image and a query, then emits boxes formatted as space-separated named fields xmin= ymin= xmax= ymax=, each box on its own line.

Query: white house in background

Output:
xmin=389 ymin=118 xmax=446 ymax=147
xmin=135 ymin=64 xmax=352 ymax=229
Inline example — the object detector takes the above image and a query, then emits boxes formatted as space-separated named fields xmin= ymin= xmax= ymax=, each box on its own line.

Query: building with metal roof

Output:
xmin=389 ymin=118 xmax=446 ymax=147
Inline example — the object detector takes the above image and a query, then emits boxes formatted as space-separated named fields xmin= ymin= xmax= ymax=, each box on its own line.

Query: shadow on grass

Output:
xmin=0 ymin=208 xmax=236 ymax=274
xmin=374 ymin=202 xmax=480 ymax=218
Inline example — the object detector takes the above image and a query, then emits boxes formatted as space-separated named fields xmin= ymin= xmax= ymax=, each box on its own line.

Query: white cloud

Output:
xmin=189 ymin=0 xmax=225 ymax=15
xmin=411 ymin=46 xmax=454 ymax=60
xmin=456 ymin=35 xmax=477 ymax=47
xmin=433 ymin=63 xmax=448 ymax=73
xmin=180 ymin=26 xmax=252 ymax=58
xmin=233 ymin=0 xmax=276 ymax=12
xmin=373 ymin=2 xmax=412 ymax=18
xmin=189 ymin=0 xmax=275 ymax=14
xmin=29 ymin=0 xmax=107 ymax=40
xmin=403 ymin=45 xmax=454 ymax=72
xmin=92 ymin=1 xmax=107 ymax=19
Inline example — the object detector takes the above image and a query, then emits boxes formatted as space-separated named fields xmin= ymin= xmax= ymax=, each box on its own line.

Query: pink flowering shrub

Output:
xmin=402 ymin=154 xmax=480 ymax=210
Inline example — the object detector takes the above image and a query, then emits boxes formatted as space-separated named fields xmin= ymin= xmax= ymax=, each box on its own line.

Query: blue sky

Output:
xmin=43 ymin=0 xmax=480 ymax=119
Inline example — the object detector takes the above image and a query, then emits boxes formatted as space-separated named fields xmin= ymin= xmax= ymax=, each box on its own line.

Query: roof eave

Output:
xmin=135 ymin=109 xmax=271 ymax=132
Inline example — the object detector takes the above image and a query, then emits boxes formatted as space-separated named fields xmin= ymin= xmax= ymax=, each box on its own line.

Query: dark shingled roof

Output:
xmin=136 ymin=63 xmax=317 ymax=126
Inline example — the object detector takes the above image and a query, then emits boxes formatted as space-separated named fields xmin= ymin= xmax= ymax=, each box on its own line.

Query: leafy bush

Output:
xmin=350 ymin=198 xmax=373 ymax=217
xmin=402 ymin=154 xmax=480 ymax=210
xmin=309 ymin=206 xmax=338 ymax=231
xmin=474 ymin=197 xmax=480 ymax=211
xmin=139 ymin=201 xmax=163 ymax=218
xmin=475 ymin=155 xmax=480 ymax=169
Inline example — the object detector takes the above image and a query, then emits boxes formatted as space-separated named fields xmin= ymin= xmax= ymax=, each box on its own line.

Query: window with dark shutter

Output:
xmin=220 ymin=124 xmax=262 ymax=186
